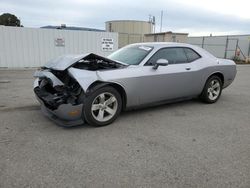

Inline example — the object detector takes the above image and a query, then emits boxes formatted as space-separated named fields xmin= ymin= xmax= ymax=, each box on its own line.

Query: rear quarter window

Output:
xmin=184 ymin=48 xmax=201 ymax=62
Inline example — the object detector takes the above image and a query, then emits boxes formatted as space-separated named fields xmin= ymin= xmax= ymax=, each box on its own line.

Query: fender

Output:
xmin=67 ymin=67 xmax=101 ymax=92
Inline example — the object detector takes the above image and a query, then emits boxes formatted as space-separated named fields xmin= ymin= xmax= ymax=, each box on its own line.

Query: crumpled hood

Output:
xmin=44 ymin=53 xmax=90 ymax=71
xmin=44 ymin=53 xmax=127 ymax=71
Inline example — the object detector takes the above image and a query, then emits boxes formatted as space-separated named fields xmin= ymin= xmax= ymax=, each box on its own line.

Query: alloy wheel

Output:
xmin=207 ymin=79 xmax=221 ymax=101
xmin=91 ymin=92 xmax=118 ymax=122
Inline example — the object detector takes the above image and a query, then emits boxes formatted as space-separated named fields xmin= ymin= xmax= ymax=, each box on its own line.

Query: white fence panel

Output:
xmin=0 ymin=26 xmax=118 ymax=68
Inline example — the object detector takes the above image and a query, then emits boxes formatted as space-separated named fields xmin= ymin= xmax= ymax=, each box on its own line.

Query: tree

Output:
xmin=0 ymin=13 xmax=21 ymax=27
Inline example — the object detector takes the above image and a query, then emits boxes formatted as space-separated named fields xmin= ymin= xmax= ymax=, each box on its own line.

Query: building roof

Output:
xmin=145 ymin=31 xmax=188 ymax=36
xmin=41 ymin=25 xmax=105 ymax=32
xmin=105 ymin=20 xmax=151 ymax=23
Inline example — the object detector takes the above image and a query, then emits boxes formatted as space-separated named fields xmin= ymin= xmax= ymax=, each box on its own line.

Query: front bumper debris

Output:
xmin=41 ymin=103 xmax=84 ymax=127
xmin=34 ymin=76 xmax=85 ymax=127
xmin=36 ymin=94 xmax=84 ymax=127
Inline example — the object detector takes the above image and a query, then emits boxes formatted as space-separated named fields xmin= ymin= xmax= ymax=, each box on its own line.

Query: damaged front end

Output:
xmin=34 ymin=53 xmax=126 ymax=127
xmin=34 ymin=69 xmax=85 ymax=126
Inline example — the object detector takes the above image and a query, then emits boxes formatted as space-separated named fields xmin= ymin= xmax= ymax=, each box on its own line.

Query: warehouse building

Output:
xmin=41 ymin=24 xmax=105 ymax=32
xmin=144 ymin=31 xmax=188 ymax=43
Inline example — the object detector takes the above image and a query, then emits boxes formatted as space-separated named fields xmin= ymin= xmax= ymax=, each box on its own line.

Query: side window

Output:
xmin=184 ymin=48 xmax=201 ymax=62
xmin=146 ymin=47 xmax=188 ymax=65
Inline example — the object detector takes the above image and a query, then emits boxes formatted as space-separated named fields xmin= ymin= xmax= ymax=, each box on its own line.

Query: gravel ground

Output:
xmin=0 ymin=66 xmax=250 ymax=188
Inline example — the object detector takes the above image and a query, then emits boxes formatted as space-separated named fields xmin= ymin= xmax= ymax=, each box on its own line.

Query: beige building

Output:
xmin=105 ymin=20 xmax=188 ymax=47
xmin=106 ymin=20 xmax=153 ymax=48
xmin=144 ymin=32 xmax=188 ymax=43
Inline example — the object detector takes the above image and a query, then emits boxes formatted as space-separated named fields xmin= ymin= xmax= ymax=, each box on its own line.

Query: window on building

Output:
xmin=109 ymin=23 xmax=112 ymax=32
xmin=172 ymin=35 xmax=176 ymax=42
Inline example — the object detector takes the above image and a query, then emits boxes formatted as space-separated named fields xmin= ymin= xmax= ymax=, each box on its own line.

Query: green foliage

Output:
xmin=0 ymin=13 xmax=21 ymax=26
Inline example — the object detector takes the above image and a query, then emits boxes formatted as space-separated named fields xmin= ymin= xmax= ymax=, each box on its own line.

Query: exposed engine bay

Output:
xmin=72 ymin=53 xmax=126 ymax=70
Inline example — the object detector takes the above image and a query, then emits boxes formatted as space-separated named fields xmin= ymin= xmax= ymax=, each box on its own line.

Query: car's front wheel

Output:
xmin=83 ymin=86 xmax=122 ymax=126
xmin=200 ymin=75 xmax=222 ymax=103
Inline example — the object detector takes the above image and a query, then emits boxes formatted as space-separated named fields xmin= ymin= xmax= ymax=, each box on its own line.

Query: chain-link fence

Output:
xmin=188 ymin=35 xmax=250 ymax=60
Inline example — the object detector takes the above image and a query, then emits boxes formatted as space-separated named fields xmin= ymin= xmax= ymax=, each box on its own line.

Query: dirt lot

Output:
xmin=0 ymin=66 xmax=250 ymax=188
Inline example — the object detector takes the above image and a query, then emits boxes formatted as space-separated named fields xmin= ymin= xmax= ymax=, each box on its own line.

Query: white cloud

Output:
xmin=178 ymin=0 xmax=250 ymax=19
xmin=0 ymin=0 xmax=250 ymax=35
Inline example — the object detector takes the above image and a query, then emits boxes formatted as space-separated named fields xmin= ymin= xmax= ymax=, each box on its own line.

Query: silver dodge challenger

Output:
xmin=34 ymin=42 xmax=236 ymax=127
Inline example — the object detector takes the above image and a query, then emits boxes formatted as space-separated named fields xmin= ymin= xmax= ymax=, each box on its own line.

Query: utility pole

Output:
xmin=160 ymin=10 xmax=163 ymax=32
xmin=152 ymin=16 xmax=155 ymax=33
xmin=149 ymin=14 xmax=156 ymax=33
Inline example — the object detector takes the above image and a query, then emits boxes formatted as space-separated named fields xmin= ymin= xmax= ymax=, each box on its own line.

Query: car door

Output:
xmin=137 ymin=47 xmax=199 ymax=105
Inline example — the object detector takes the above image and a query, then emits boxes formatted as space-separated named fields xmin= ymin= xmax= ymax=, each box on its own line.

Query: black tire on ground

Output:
xmin=200 ymin=75 xmax=222 ymax=104
xmin=83 ymin=86 xmax=122 ymax=127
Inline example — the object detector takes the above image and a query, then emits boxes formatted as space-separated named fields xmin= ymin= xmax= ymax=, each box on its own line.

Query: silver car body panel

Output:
xmin=34 ymin=70 xmax=64 ymax=87
xmin=44 ymin=54 xmax=90 ymax=71
xmin=34 ymin=42 xmax=236 ymax=126
xmin=44 ymin=53 xmax=127 ymax=71
xmin=67 ymin=68 xmax=100 ymax=91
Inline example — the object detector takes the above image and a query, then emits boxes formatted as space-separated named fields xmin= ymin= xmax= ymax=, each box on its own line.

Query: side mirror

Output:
xmin=153 ymin=59 xmax=169 ymax=69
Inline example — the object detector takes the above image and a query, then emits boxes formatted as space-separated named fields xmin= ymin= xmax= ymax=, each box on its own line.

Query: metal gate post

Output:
xmin=202 ymin=37 xmax=205 ymax=48
xmin=235 ymin=39 xmax=239 ymax=57
xmin=248 ymin=40 xmax=250 ymax=57
xmin=224 ymin=36 xmax=229 ymax=59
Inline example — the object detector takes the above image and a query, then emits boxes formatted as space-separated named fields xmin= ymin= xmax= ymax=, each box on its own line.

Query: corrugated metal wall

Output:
xmin=106 ymin=20 xmax=152 ymax=34
xmin=188 ymin=35 xmax=250 ymax=59
xmin=105 ymin=20 xmax=152 ymax=48
xmin=0 ymin=26 xmax=118 ymax=68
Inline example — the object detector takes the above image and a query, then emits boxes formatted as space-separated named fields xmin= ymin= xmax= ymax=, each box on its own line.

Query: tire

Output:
xmin=83 ymin=86 xmax=122 ymax=126
xmin=200 ymin=75 xmax=222 ymax=103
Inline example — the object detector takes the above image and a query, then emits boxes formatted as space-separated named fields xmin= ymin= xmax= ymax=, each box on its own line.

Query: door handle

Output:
xmin=185 ymin=67 xmax=191 ymax=70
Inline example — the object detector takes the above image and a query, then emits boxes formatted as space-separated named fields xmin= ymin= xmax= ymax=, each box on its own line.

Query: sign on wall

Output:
xmin=55 ymin=38 xmax=65 ymax=47
xmin=102 ymin=38 xmax=114 ymax=51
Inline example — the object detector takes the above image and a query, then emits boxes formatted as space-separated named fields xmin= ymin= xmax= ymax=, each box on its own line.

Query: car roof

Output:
xmin=128 ymin=42 xmax=195 ymax=48
xmin=126 ymin=42 xmax=217 ymax=60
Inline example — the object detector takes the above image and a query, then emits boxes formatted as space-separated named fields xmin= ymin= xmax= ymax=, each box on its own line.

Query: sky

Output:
xmin=0 ymin=0 xmax=250 ymax=36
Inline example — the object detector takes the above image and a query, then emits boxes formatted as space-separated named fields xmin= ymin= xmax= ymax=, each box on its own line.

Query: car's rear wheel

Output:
xmin=83 ymin=86 xmax=122 ymax=126
xmin=200 ymin=75 xmax=222 ymax=103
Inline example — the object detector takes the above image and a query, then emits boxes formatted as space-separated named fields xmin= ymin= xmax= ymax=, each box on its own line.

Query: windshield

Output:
xmin=108 ymin=45 xmax=153 ymax=65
